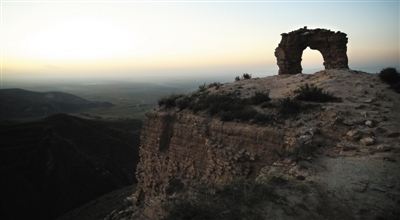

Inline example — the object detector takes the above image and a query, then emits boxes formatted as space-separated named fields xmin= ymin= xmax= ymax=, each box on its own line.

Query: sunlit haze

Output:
xmin=1 ymin=0 xmax=399 ymax=86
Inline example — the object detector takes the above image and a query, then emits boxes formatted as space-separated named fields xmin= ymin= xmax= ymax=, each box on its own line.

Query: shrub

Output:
xmin=198 ymin=83 xmax=207 ymax=92
xmin=390 ymin=83 xmax=400 ymax=93
xmin=261 ymin=102 xmax=275 ymax=108
xmin=201 ymin=93 xmax=246 ymax=115
xmin=197 ymin=82 xmax=222 ymax=92
xmin=242 ymin=73 xmax=252 ymax=80
xmin=207 ymin=82 xmax=221 ymax=89
xmin=254 ymin=113 xmax=274 ymax=124
xmin=277 ymin=97 xmax=301 ymax=115
xmin=236 ymin=108 xmax=258 ymax=121
xmin=220 ymin=108 xmax=258 ymax=122
xmin=294 ymin=83 xmax=339 ymax=102
xmin=220 ymin=112 xmax=235 ymax=122
xmin=235 ymin=73 xmax=252 ymax=81
xmin=176 ymin=96 xmax=191 ymax=110
xmin=159 ymin=84 xmax=277 ymax=124
xmin=250 ymin=91 xmax=271 ymax=105
xmin=188 ymin=92 xmax=267 ymax=122
xmin=158 ymin=94 xmax=185 ymax=108
xmin=379 ymin=67 xmax=400 ymax=84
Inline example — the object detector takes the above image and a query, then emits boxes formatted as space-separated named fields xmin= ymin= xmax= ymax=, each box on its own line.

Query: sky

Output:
xmin=1 ymin=0 xmax=399 ymax=84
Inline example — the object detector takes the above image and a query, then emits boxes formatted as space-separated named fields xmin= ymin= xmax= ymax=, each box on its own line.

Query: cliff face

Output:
xmin=135 ymin=111 xmax=286 ymax=202
xmin=129 ymin=69 xmax=400 ymax=220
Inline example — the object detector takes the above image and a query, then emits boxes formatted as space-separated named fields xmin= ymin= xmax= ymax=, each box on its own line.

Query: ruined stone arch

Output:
xmin=275 ymin=27 xmax=349 ymax=75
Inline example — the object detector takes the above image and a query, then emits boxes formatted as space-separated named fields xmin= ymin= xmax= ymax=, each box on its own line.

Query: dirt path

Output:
xmin=315 ymin=154 xmax=400 ymax=219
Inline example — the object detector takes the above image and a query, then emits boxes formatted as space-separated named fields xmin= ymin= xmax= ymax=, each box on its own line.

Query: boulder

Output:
xmin=360 ymin=137 xmax=374 ymax=146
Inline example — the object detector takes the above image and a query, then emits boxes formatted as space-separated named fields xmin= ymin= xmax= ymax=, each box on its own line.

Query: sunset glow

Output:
xmin=1 ymin=1 xmax=399 ymax=83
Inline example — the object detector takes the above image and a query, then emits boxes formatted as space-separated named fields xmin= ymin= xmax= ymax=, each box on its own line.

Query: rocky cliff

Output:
xmin=135 ymin=111 xmax=285 ymax=201
xmin=128 ymin=69 xmax=400 ymax=219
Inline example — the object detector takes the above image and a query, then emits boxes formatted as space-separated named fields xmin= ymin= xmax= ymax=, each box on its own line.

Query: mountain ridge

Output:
xmin=0 ymin=88 xmax=114 ymax=120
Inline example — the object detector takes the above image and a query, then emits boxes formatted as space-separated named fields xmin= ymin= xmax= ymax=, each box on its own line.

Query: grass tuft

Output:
xmin=250 ymin=91 xmax=271 ymax=105
xmin=294 ymin=84 xmax=339 ymax=102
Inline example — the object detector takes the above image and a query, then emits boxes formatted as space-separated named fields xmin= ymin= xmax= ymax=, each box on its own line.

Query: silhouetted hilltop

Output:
xmin=0 ymin=114 xmax=141 ymax=220
xmin=0 ymin=88 xmax=114 ymax=119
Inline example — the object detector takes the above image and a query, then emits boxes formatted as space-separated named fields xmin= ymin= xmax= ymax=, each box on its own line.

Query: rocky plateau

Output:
xmin=107 ymin=68 xmax=400 ymax=220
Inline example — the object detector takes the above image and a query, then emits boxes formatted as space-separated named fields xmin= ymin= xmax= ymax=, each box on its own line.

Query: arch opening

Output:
xmin=301 ymin=47 xmax=324 ymax=74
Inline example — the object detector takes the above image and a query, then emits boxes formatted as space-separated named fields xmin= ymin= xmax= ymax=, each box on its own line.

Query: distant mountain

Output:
xmin=0 ymin=114 xmax=141 ymax=220
xmin=0 ymin=88 xmax=114 ymax=119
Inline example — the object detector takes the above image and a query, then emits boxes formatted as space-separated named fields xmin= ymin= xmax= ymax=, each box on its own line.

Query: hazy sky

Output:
xmin=1 ymin=0 xmax=399 ymax=84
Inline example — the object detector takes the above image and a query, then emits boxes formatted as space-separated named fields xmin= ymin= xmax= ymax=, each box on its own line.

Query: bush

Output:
xmin=234 ymin=73 xmax=252 ymax=81
xmin=188 ymin=92 xmax=267 ymax=123
xmin=390 ymin=83 xmax=400 ymax=93
xmin=242 ymin=73 xmax=252 ymax=80
xmin=254 ymin=113 xmax=274 ymax=124
xmin=379 ymin=67 xmax=400 ymax=84
xmin=261 ymin=102 xmax=275 ymax=108
xmin=200 ymin=93 xmax=246 ymax=115
xmin=158 ymin=94 xmax=185 ymax=108
xmin=277 ymin=97 xmax=301 ymax=115
xmin=158 ymin=84 xmax=277 ymax=124
xmin=207 ymin=82 xmax=221 ymax=89
xmin=294 ymin=83 xmax=339 ymax=102
xmin=220 ymin=108 xmax=257 ymax=122
xmin=196 ymin=82 xmax=222 ymax=93
xmin=250 ymin=91 xmax=271 ymax=105
xmin=176 ymin=96 xmax=191 ymax=110
xmin=198 ymin=83 xmax=207 ymax=92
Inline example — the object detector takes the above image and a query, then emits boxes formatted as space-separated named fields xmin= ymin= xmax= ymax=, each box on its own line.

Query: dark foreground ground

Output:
xmin=0 ymin=114 xmax=141 ymax=220
xmin=57 ymin=184 xmax=136 ymax=220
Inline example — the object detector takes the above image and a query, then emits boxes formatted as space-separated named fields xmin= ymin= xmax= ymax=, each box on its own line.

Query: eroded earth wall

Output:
xmin=134 ymin=110 xmax=286 ymax=203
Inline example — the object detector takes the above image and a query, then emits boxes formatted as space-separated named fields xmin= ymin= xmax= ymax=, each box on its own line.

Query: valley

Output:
xmin=0 ymin=77 xmax=223 ymax=219
xmin=0 ymin=114 xmax=142 ymax=220
xmin=1 ymin=78 xmax=223 ymax=120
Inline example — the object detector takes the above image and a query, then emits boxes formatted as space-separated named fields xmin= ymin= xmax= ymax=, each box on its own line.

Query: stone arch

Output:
xmin=275 ymin=27 xmax=349 ymax=75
